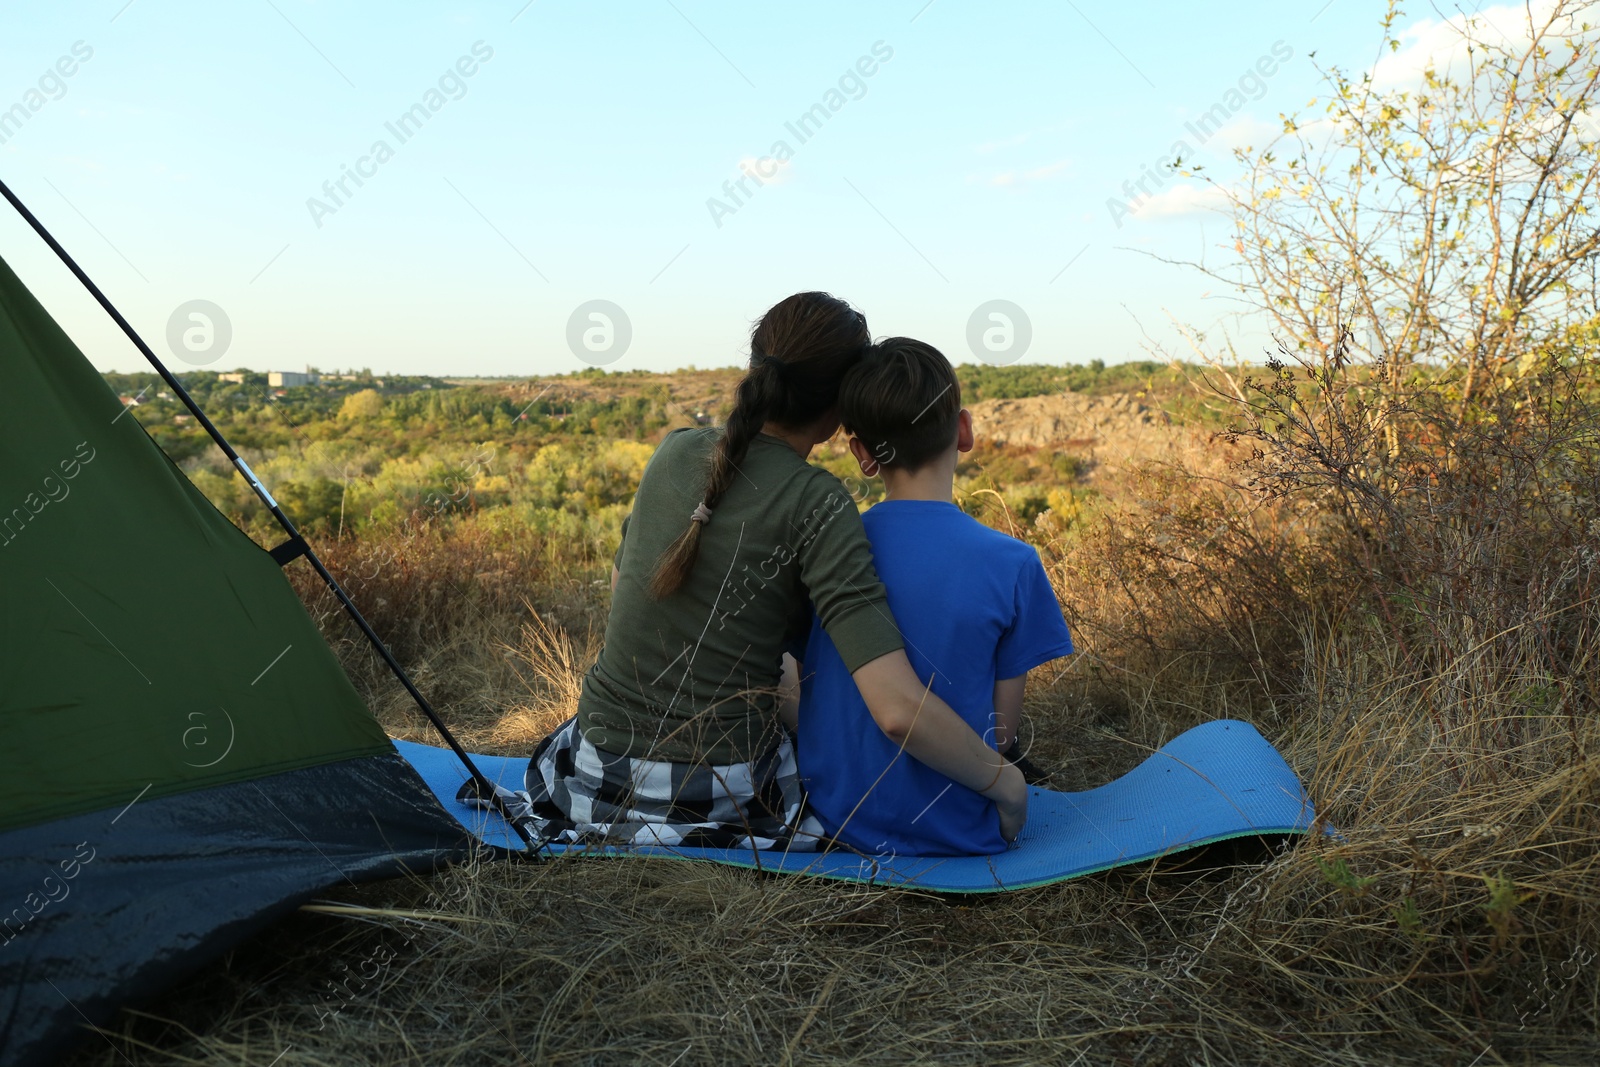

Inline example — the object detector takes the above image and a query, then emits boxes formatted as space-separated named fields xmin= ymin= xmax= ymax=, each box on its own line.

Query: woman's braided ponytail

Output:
xmin=648 ymin=292 xmax=869 ymax=598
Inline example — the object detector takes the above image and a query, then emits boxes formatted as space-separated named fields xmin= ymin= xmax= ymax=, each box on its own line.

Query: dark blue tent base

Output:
xmin=396 ymin=718 xmax=1320 ymax=892
xmin=0 ymin=752 xmax=469 ymax=1067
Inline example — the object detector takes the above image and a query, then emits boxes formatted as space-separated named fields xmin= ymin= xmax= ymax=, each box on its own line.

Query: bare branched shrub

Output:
xmin=1188 ymin=0 xmax=1600 ymax=400
xmin=1207 ymin=326 xmax=1600 ymax=739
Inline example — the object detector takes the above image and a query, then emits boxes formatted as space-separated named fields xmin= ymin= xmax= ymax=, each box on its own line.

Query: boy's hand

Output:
xmin=778 ymin=653 xmax=802 ymax=731
xmin=981 ymin=763 xmax=1028 ymax=843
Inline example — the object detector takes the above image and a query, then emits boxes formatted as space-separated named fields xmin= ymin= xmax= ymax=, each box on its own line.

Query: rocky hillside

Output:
xmin=969 ymin=392 xmax=1194 ymax=480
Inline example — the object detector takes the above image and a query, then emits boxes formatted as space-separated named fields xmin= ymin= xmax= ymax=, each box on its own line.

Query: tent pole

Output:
xmin=0 ymin=176 xmax=545 ymax=858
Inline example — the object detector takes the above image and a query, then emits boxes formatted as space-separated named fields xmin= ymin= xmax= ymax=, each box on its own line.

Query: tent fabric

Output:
xmin=0 ymin=754 xmax=469 ymax=1067
xmin=0 ymin=249 xmax=470 ymax=1067
xmin=396 ymin=718 xmax=1319 ymax=892
xmin=0 ymin=250 xmax=393 ymax=832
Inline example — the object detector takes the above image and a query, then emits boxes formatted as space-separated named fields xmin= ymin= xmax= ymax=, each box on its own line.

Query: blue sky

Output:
xmin=0 ymin=0 xmax=1394 ymax=376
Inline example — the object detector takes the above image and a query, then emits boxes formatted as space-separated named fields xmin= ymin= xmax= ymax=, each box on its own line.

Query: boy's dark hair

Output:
xmin=838 ymin=337 xmax=961 ymax=472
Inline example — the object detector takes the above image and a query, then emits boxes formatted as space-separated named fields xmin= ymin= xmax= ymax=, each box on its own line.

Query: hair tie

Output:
xmin=690 ymin=501 xmax=713 ymax=526
xmin=751 ymin=351 xmax=787 ymax=380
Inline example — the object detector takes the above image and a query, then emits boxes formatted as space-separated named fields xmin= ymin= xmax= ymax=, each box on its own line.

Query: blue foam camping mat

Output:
xmin=392 ymin=719 xmax=1317 ymax=892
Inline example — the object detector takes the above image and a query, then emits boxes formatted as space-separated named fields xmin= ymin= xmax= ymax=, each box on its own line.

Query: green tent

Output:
xmin=0 ymin=235 xmax=475 ymax=1064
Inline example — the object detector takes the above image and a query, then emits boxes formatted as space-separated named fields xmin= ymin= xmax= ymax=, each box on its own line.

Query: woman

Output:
xmin=516 ymin=292 xmax=1026 ymax=850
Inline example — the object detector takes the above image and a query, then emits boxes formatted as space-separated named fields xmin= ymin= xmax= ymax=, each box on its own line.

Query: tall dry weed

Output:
xmin=285 ymin=517 xmax=608 ymax=749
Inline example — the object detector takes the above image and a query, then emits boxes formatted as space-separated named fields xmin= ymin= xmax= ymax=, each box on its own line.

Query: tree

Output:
xmin=1190 ymin=0 xmax=1598 ymax=417
xmin=339 ymin=389 xmax=385 ymax=420
xmin=1176 ymin=3 xmax=1600 ymax=731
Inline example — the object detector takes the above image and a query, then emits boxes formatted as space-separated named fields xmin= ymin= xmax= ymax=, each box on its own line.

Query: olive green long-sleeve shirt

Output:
xmin=576 ymin=428 xmax=904 ymax=764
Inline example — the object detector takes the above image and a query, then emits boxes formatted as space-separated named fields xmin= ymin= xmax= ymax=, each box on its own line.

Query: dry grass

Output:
xmin=64 ymin=381 xmax=1600 ymax=1065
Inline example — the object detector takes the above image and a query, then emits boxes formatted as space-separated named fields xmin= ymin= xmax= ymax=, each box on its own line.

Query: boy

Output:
xmin=789 ymin=337 xmax=1074 ymax=856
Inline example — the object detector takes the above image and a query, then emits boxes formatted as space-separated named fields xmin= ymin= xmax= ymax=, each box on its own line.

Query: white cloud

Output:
xmin=974 ymin=131 xmax=1033 ymax=154
xmin=1024 ymin=159 xmax=1072 ymax=180
xmin=987 ymin=158 xmax=1073 ymax=187
xmin=1371 ymin=0 xmax=1593 ymax=90
xmin=1203 ymin=113 xmax=1284 ymax=153
xmin=1134 ymin=182 xmax=1229 ymax=220
xmin=971 ymin=120 xmax=1077 ymax=155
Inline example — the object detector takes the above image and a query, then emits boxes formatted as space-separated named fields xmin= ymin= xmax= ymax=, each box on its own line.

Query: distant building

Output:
xmin=267 ymin=371 xmax=320 ymax=388
xmin=217 ymin=373 xmax=246 ymax=384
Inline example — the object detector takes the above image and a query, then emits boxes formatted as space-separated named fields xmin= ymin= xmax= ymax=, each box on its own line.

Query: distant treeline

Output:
xmin=96 ymin=361 xmax=1190 ymax=538
xmin=101 ymin=360 xmax=1190 ymax=453
xmin=955 ymin=360 xmax=1190 ymax=401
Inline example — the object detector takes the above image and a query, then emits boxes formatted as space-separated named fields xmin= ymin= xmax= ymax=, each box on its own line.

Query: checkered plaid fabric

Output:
xmin=458 ymin=716 xmax=825 ymax=851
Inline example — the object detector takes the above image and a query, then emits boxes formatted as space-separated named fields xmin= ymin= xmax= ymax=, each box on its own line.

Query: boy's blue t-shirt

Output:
xmin=794 ymin=500 xmax=1073 ymax=857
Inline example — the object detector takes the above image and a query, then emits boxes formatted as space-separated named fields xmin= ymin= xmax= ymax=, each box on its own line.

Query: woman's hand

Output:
xmin=981 ymin=762 xmax=1028 ymax=844
xmin=851 ymin=650 xmax=1030 ymax=842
